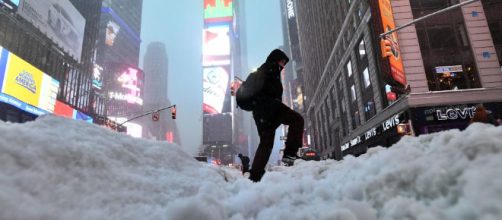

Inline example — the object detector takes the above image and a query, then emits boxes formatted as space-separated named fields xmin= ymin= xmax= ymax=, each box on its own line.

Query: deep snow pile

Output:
xmin=1 ymin=115 xmax=501 ymax=220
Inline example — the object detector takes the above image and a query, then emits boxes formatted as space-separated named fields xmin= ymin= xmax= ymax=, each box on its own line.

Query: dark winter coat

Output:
xmin=252 ymin=49 xmax=290 ymax=130
xmin=255 ymin=49 xmax=290 ymax=101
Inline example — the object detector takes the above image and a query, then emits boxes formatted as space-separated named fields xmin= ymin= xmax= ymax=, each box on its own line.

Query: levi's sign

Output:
xmin=436 ymin=106 xmax=476 ymax=121
xmin=341 ymin=113 xmax=403 ymax=152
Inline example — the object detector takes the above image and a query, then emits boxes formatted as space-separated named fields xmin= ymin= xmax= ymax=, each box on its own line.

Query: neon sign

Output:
xmin=114 ymin=67 xmax=143 ymax=105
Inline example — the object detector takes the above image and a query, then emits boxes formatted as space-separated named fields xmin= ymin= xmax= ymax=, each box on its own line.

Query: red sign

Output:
xmin=379 ymin=0 xmax=407 ymax=86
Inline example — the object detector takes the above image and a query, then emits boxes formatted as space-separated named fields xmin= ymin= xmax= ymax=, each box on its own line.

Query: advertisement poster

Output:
xmin=0 ymin=48 xmax=59 ymax=113
xmin=107 ymin=65 xmax=144 ymax=106
xmin=379 ymin=0 xmax=407 ymax=86
xmin=18 ymin=0 xmax=86 ymax=62
xmin=203 ymin=66 xmax=229 ymax=114
xmin=203 ymin=25 xmax=231 ymax=66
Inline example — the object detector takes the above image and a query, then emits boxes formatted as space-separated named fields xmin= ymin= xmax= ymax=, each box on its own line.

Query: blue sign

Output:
xmin=0 ymin=93 xmax=48 ymax=116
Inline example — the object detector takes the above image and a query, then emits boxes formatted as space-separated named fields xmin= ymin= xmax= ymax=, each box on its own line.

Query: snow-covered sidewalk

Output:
xmin=1 ymin=116 xmax=501 ymax=220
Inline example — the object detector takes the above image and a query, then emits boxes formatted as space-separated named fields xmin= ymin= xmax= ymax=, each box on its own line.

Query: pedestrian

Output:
xmin=237 ymin=153 xmax=250 ymax=175
xmin=470 ymin=104 xmax=499 ymax=126
xmin=248 ymin=49 xmax=304 ymax=182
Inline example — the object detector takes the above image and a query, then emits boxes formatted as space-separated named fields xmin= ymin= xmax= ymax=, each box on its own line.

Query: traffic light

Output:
xmin=171 ymin=105 xmax=176 ymax=119
xmin=381 ymin=39 xmax=393 ymax=58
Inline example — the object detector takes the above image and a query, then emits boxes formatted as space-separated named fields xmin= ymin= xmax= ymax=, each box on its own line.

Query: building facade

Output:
xmin=292 ymin=0 xmax=502 ymax=160
xmin=141 ymin=42 xmax=181 ymax=144
xmin=0 ymin=0 xmax=102 ymax=124
xmin=94 ymin=0 xmax=144 ymax=136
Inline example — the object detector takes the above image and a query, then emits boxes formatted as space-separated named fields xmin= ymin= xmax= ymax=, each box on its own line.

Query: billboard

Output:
xmin=203 ymin=25 xmax=231 ymax=66
xmin=0 ymin=47 xmax=59 ymax=113
xmin=379 ymin=0 xmax=406 ymax=86
xmin=54 ymin=100 xmax=93 ymax=123
xmin=106 ymin=65 xmax=144 ymax=106
xmin=92 ymin=64 xmax=103 ymax=90
xmin=18 ymin=0 xmax=85 ymax=62
xmin=204 ymin=0 xmax=233 ymax=23
xmin=203 ymin=66 xmax=230 ymax=114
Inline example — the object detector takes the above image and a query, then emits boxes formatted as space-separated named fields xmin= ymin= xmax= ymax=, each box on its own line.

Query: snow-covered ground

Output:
xmin=1 ymin=115 xmax=501 ymax=220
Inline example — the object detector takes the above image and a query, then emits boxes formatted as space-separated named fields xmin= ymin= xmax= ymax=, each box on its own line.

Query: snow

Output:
xmin=1 ymin=115 xmax=502 ymax=220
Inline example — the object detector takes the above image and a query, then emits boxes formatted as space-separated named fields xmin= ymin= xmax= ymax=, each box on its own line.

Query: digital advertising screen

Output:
xmin=18 ymin=0 xmax=86 ymax=62
xmin=203 ymin=66 xmax=230 ymax=114
xmin=106 ymin=64 xmax=144 ymax=107
xmin=0 ymin=47 xmax=59 ymax=113
xmin=204 ymin=0 xmax=233 ymax=23
xmin=203 ymin=25 xmax=231 ymax=66
xmin=93 ymin=64 xmax=103 ymax=90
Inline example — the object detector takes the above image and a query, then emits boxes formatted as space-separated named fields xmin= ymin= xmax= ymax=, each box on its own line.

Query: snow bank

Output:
xmin=1 ymin=115 xmax=501 ymax=220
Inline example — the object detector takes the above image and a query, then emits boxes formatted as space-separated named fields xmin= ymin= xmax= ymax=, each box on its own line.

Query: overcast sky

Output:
xmin=140 ymin=0 xmax=284 ymax=154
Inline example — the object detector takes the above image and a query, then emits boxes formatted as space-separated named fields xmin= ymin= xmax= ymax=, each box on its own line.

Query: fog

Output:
xmin=139 ymin=0 xmax=283 ymax=155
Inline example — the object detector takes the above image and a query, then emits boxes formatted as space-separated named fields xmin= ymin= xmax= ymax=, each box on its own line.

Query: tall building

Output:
xmin=94 ymin=0 xmax=145 ymax=137
xmin=141 ymin=42 xmax=181 ymax=144
xmin=0 ymin=0 xmax=101 ymax=123
xmin=202 ymin=0 xmax=247 ymax=165
xmin=279 ymin=0 xmax=308 ymax=153
xmin=292 ymin=0 xmax=502 ymax=160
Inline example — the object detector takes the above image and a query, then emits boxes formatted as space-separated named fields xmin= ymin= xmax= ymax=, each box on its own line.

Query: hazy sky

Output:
xmin=140 ymin=0 xmax=284 ymax=155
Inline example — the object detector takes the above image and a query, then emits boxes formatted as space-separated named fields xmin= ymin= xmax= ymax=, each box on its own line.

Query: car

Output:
xmin=300 ymin=148 xmax=321 ymax=161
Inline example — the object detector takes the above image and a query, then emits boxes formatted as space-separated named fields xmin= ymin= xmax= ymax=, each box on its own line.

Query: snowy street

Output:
xmin=0 ymin=116 xmax=501 ymax=220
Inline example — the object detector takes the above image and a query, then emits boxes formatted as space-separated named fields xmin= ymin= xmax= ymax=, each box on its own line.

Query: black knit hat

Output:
xmin=266 ymin=49 xmax=289 ymax=64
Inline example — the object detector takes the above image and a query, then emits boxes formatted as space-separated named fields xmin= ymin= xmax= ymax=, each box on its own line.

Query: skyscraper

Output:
xmin=290 ymin=0 xmax=502 ymax=160
xmin=141 ymin=42 xmax=181 ymax=144
xmin=94 ymin=0 xmax=145 ymax=137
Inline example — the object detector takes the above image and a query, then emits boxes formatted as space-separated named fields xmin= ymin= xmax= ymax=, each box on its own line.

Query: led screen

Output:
xmin=203 ymin=66 xmax=229 ymax=114
xmin=0 ymin=47 xmax=59 ymax=113
xmin=204 ymin=0 xmax=233 ymax=23
xmin=203 ymin=25 xmax=231 ymax=66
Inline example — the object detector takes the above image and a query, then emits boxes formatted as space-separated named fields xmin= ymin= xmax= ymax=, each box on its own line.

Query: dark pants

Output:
xmin=249 ymin=99 xmax=304 ymax=181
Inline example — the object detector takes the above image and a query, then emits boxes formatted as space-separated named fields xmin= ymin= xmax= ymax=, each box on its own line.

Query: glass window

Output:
xmin=411 ymin=0 xmax=481 ymax=91
xmin=351 ymin=85 xmax=357 ymax=102
xmin=346 ymin=61 xmax=352 ymax=77
xmin=363 ymin=68 xmax=371 ymax=88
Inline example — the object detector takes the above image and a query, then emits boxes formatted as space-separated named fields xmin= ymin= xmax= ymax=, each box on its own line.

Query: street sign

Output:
xmin=152 ymin=111 xmax=160 ymax=121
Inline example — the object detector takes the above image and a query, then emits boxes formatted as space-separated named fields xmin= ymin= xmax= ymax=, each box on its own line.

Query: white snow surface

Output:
xmin=1 ymin=115 xmax=502 ymax=220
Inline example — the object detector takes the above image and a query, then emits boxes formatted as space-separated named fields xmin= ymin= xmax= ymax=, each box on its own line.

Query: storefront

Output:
xmin=411 ymin=102 xmax=502 ymax=135
xmin=341 ymin=112 xmax=409 ymax=157
xmin=341 ymin=101 xmax=502 ymax=158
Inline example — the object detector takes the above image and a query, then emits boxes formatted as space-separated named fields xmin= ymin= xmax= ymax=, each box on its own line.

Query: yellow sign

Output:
xmin=2 ymin=52 xmax=44 ymax=108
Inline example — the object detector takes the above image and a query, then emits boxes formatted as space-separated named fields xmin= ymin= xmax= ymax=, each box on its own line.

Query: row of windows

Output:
xmin=307 ymin=0 xmax=502 ymax=156
xmin=309 ymin=0 xmax=371 ymax=152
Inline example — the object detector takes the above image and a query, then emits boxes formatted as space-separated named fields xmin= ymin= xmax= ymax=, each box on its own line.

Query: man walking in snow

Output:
xmin=248 ymin=49 xmax=304 ymax=182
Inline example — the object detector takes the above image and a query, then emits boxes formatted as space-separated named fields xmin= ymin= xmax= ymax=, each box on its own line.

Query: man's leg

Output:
xmin=249 ymin=128 xmax=276 ymax=182
xmin=276 ymin=104 xmax=304 ymax=156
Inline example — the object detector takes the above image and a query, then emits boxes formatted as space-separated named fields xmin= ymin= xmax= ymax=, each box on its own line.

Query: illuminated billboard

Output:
xmin=93 ymin=64 xmax=103 ymax=90
xmin=105 ymin=64 xmax=144 ymax=117
xmin=203 ymin=66 xmax=230 ymax=114
xmin=106 ymin=65 xmax=144 ymax=106
xmin=105 ymin=20 xmax=120 ymax=47
xmin=203 ymin=25 xmax=231 ymax=66
xmin=379 ymin=0 xmax=407 ymax=86
xmin=0 ymin=47 xmax=59 ymax=113
xmin=204 ymin=0 xmax=233 ymax=23
xmin=18 ymin=0 xmax=86 ymax=62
